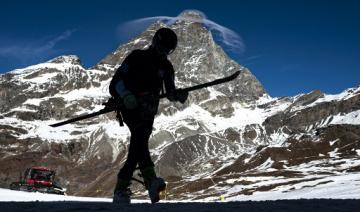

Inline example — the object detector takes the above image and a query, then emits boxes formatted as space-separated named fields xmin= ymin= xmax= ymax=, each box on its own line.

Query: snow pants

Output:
xmin=117 ymin=96 xmax=158 ymax=182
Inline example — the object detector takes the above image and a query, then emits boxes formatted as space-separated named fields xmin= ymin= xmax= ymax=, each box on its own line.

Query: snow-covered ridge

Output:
xmin=47 ymin=55 xmax=82 ymax=65
xmin=4 ymin=80 xmax=359 ymax=144
xmin=10 ymin=55 xmax=85 ymax=75
xmin=330 ymin=110 xmax=360 ymax=125
xmin=290 ymin=86 xmax=360 ymax=112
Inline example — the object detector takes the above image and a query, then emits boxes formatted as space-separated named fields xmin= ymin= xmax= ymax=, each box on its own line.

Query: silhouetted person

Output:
xmin=109 ymin=28 xmax=188 ymax=204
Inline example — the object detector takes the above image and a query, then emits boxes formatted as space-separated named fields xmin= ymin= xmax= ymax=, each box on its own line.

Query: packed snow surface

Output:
xmin=2 ymin=173 xmax=360 ymax=203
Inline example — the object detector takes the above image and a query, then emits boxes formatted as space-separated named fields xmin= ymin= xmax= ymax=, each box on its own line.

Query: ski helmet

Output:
xmin=152 ymin=28 xmax=177 ymax=55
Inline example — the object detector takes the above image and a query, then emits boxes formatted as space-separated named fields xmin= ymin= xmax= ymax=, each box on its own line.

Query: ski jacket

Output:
xmin=109 ymin=48 xmax=176 ymax=99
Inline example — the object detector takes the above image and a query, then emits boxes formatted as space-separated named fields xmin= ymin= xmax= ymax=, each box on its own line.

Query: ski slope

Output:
xmin=0 ymin=188 xmax=359 ymax=212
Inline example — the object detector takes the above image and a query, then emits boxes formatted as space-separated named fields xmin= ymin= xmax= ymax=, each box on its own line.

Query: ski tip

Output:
xmin=49 ymin=122 xmax=64 ymax=127
xmin=229 ymin=70 xmax=241 ymax=80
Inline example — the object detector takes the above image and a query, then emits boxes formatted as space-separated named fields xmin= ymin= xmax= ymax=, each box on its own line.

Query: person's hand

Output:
xmin=123 ymin=92 xmax=137 ymax=109
xmin=166 ymin=90 xmax=176 ymax=102
xmin=167 ymin=89 xmax=188 ymax=104
xmin=104 ymin=97 xmax=121 ymax=108
xmin=176 ymin=89 xmax=188 ymax=104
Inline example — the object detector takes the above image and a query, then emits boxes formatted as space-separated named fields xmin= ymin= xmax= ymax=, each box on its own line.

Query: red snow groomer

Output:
xmin=9 ymin=166 xmax=66 ymax=195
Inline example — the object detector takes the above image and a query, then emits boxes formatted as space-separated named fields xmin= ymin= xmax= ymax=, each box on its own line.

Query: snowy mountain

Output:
xmin=1 ymin=10 xmax=360 ymax=200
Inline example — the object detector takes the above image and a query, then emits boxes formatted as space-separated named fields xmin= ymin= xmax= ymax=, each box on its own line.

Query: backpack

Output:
xmin=109 ymin=72 xmax=120 ymax=98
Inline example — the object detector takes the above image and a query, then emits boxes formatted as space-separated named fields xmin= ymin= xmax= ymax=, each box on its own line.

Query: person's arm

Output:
xmin=114 ymin=63 xmax=131 ymax=98
xmin=110 ymin=54 xmax=137 ymax=109
xmin=164 ymin=63 xmax=188 ymax=104
xmin=163 ymin=63 xmax=176 ymax=94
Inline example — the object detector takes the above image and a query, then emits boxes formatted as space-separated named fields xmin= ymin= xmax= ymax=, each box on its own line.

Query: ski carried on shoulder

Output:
xmin=50 ymin=70 xmax=240 ymax=127
xmin=159 ymin=70 xmax=240 ymax=98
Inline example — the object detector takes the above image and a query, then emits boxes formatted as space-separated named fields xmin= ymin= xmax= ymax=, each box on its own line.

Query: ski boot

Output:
xmin=141 ymin=166 xmax=167 ymax=204
xmin=112 ymin=179 xmax=131 ymax=204
xmin=148 ymin=177 xmax=167 ymax=203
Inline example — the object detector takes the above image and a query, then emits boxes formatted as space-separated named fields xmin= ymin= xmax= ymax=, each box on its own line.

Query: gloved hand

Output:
xmin=167 ymin=89 xmax=188 ymax=104
xmin=176 ymin=89 xmax=188 ymax=104
xmin=122 ymin=92 xmax=137 ymax=109
xmin=104 ymin=97 xmax=121 ymax=108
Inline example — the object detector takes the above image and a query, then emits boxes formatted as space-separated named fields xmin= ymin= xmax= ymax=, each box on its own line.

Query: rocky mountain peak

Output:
xmin=47 ymin=55 xmax=83 ymax=66
xmin=177 ymin=10 xmax=206 ymax=22
xmin=95 ymin=13 xmax=266 ymax=103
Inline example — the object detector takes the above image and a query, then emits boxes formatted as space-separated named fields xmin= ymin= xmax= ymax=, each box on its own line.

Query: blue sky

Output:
xmin=0 ymin=0 xmax=359 ymax=97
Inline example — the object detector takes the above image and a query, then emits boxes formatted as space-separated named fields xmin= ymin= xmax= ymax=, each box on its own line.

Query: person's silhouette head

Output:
xmin=151 ymin=28 xmax=177 ymax=58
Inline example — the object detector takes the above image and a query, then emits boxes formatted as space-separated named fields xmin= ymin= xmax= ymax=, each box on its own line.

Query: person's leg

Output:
xmin=136 ymin=121 xmax=155 ymax=170
xmin=114 ymin=113 xmax=142 ymax=203
xmin=117 ymin=126 xmax=143 ymax=180
xmin=123 ymin=114 xmax=165 ymax=204
xmin=131 ymin=118 xmax=166 ymax=204
xmin=140 ymin=165 xmax=166 ymax=204
xmin=113 ymin=126 xmax=138 ymax=204
xmin=113 ymin=179 xmax=131 ymax=204
xmin=137 ymin=121 xmax=157 ymax=189
xmin=114 ymin=113 xmax=155 ymax=202
xmin=115 ymin=98 xmax=163 ymax=203
xmin=117 ymin=118 xmax=154 ymax=176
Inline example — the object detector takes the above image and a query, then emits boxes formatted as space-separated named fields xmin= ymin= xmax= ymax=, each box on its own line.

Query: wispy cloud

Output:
xmin=116 ymin=9 xmax=245 ymax=55
xmin=240 ymin=55 xmax=262 ymax=66
xmin=242 ymin=55 xmax=262 ymax=62
xmin=0 ymin=29 xmax=76 ymax=64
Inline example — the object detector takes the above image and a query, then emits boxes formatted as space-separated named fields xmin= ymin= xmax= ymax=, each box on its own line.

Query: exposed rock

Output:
xmin=223 ymin=128 xmax=241 ymax=143
xmin=290 ymin=90 xmax=324 ymax=108
xmin=149 ymin=130 xmax=175 ymax=149
xmin=48 ymin=55 xmax=83 ymax=66
xmin=199 ymin=95 xmax=234 ymax=117
xmin=264 ymin=94 xmax=360 ymax=134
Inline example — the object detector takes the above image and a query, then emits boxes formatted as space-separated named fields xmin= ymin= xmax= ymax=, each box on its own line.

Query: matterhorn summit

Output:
xmin=47 ymin=55 xmax=83 ymax=66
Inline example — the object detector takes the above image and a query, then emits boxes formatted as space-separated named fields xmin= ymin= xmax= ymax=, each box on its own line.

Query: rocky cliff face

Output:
xmin=0 ymin=11 xmax=359 ymax=200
